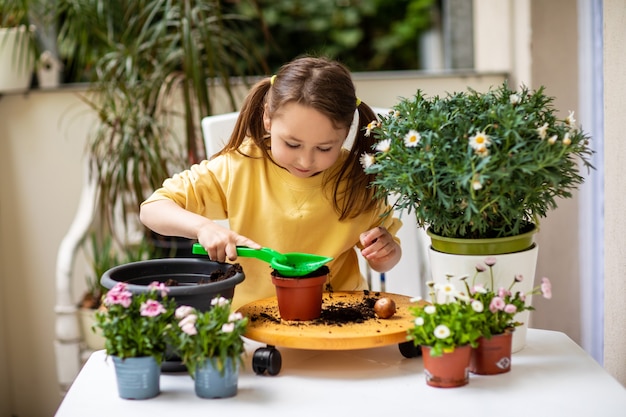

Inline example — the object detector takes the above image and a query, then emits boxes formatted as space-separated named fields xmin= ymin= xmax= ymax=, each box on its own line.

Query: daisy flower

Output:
xmin=469 ymin=131 xmax=490 ymax=151
xmin=365 ymin=120 xmax=378 ymax=137
xmin=359 ymin=153 xmax=375 ymax=169
xmin=434 ymin=324 xmax=451 ymax=339
xmin=404 ymin=130 xmax=421 ymax=147
xmin=375 ymin=139 xmax=391 ymax=153
xmin=537 ymin=122 xmax=549 ymax=140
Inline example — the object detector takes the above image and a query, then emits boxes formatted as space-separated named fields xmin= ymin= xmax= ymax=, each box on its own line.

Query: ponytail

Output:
xmin=213 ymin=77 xmax=273 ymax=160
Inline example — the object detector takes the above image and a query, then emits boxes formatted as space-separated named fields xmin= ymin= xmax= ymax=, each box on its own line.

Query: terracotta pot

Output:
xmin=421 ymin=344 xmax=471 ymax=388
xmin=470 ymin=330 xmax=513 ymax=375
xmin=271 ymin=267 xmax=328 ymax=321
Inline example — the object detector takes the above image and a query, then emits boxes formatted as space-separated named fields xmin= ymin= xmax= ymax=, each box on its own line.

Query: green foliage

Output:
xmin=0 ymin=0 xmax=31 ymax=26
xmin=169 ymin=298 xmax=248 ymax=378
xmin=365 ymin=83 xmax=594 ymax=239
xmin=407 ymin=280 xmax=483 ymax=357
xmin=232 ymin=0 xmax=435 ymax=72
xmin=95 ymin=283 xmax=176 ymax=362
xmin=81 ymin=231 xmax=152 ymax=308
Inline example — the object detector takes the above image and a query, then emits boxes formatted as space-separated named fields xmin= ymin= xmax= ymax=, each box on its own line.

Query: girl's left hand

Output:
xmin=359 ymin=226 xmax=401 ymax=272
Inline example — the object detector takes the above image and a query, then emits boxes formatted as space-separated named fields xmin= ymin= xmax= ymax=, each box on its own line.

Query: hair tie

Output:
xmin=270 ymin=75 xmax=276 ymax=85
xmin=356 ymin=97 xmax=362 ymax=107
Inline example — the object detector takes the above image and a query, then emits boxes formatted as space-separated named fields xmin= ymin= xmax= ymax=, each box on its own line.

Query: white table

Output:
xmin=55 ymin=329 xmax=626 ymax=417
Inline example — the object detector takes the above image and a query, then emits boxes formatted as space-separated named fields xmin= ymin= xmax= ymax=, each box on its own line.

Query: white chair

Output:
xmin=54 ymin=160 xmax=99 ymax=393
xmin=201 ymin=109 xmax=430 ymax=298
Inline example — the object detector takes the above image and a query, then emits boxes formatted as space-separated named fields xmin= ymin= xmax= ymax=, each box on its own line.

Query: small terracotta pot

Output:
xmin=421 ymin=344 xmax=471 ymax=388
xmin=271 ymin=267 xmax=328 ymax=321
xmin=470 ymin=329 xmax=513 ymax=375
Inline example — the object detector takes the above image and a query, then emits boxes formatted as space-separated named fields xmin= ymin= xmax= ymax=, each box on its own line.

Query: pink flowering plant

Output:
xmin=95 ymin=282 xmax=176 ymax=362
xmin=169 ymin=297 xmax=248 ymax=378
xmin=361 ymin=83 xmax=593 ymax=239
xmin=406 ymin=280 xmax=483 ymax=357
xmin=463 ymin=256 xmax=553 ymax=338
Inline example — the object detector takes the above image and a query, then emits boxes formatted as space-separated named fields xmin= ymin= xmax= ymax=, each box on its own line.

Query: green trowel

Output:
xmin=192 ymin=243 xmax=332 ymax=277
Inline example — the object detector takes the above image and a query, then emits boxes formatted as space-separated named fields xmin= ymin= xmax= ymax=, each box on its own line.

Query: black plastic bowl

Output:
xmin=100 ymin=258 xmax=245 ymax=311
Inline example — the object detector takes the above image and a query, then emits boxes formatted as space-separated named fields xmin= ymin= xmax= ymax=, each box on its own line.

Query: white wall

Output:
xmin=603 ymin=0 xmax=626 ymax=386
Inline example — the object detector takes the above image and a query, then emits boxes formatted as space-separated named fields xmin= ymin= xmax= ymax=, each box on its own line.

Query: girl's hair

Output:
xmin=216 ymin=56 xmax=381 ymax=220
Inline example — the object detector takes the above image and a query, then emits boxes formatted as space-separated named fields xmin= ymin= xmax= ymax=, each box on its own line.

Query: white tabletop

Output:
xmin=55 ymin=329 xmax=626 ymax=417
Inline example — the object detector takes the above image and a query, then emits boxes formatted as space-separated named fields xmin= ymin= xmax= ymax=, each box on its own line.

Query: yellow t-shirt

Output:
xmin=143 ymin=140 xmax=401 ymax=309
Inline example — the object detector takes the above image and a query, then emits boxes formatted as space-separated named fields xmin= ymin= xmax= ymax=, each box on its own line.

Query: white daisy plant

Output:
xmin=363 ymin=83 xmax=593 ymax=240
xmin=406 ymin=278 xmax=483 ymax=357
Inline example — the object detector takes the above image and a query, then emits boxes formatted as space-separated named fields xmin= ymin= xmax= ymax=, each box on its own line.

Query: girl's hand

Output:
xmin=140 ymin=199 xmax=261 ymax=263
xmin=196 ymin=223 xmax=261 ymax=263
xmin=359 ymin=226 xmax=402 ymax=272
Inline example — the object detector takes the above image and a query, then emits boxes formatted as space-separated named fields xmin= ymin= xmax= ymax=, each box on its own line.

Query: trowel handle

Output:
xmin=192 ymin=243 xmax=287 ymax=263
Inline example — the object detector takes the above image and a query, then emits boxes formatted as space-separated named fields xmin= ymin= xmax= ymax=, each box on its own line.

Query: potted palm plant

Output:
xmin=363 ymin=83 xmax=593 ymax=351
xmin=52 ymin=0 xmax=265 ymax=264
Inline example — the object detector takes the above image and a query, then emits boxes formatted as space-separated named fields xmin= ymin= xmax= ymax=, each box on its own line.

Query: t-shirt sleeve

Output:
xmin=141 ymin=158 xmax=230 ymax=220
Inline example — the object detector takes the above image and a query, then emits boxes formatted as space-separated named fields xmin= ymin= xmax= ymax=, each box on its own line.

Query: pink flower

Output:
xmin=489 ymin=296 xmax=505 ymax=313
xmin=498 ymin=287 xmax=510 ymax=298
xmin=541 ymin=277 xmax=552 ymax=299
xmin=179 ymin=314 xmax=197 ymax=329
xmin=211 ymin=297 xmax=229 ymax=307
xmin=221 ymin=323 xmax=235 ymax=333
xmin=475 ymin=263 xmax=486 ymax=272
xmin=148 ymin=281 xmax=169 ymax=297
xmin=504 ymin=304 xmax=517 ymax=314
xmin=181 ymin=322 xmax=197 ymax=335
xmin=140 ymin=299 xmax=167 ymax=317
xmin=175 ymin=305 xmax=195 ymax=319
xmin=514 ymin=274 xmax=524 ymax=282
xmin=104 ymin=283 xmax=132 ymax=308
xmin=472 ymin=284 xmax=487 ymax=294
xmin=484 ymin=257 xmax=497 ymax=267
xmin=228 ymin=312 xmax=243 ymax=322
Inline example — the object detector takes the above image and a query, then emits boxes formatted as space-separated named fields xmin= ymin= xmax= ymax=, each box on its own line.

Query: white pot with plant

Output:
xmin=363 ymin=83 xmax=593 ymax=350
xmin=0 ymin=0 xmax=38 ymax=92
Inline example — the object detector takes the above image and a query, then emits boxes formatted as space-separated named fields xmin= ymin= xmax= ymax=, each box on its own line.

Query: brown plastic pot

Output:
xmin=271 ymin=266 xmax=328 ymax=321
xmin=470 ymin=329 xmax=513 ymax=375
xmin=422 ymin=344 xmax=471 ymax=388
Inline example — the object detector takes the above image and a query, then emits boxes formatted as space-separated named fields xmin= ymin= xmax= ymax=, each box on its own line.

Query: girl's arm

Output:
xmin=139 ymin=199 xmax=260 ymax=262
xmin=359 ymin=226 xmax=402 ymax=273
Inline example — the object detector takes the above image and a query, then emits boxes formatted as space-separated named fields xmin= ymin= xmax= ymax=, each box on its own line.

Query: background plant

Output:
xmin=364 ymin=83 xmax=594 ymax=239
xmin=170 ymin=297 xmax=248 ymax=378
xmin=79 ymin=231 xmax=152 ymax=310
xmin=95 ymin=282 xmax=176 ymax=362
xmin=407 ymin=280 xmax=483 ymax=356
xmin=49 ymin=0 xmax=265 ymax=264
xmin=232 ymin=0 xmax=435 ymax=72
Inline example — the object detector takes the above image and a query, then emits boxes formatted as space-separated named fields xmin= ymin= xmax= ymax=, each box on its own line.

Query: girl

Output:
xmin=140 ymin=57 xmax=402 ymax=308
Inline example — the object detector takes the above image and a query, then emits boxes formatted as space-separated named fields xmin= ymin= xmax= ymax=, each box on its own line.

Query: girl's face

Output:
xmin=264 ymin=102 xmax=348 ymax=178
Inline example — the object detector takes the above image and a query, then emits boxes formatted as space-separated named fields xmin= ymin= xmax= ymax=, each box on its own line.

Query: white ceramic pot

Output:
xmin=78 ymin=308 xmax=106 ymax=351
xmin=0 ymin=27 xmax=34 ymax=92
xmin=428 ymin=244 xmax=539 ymax=353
